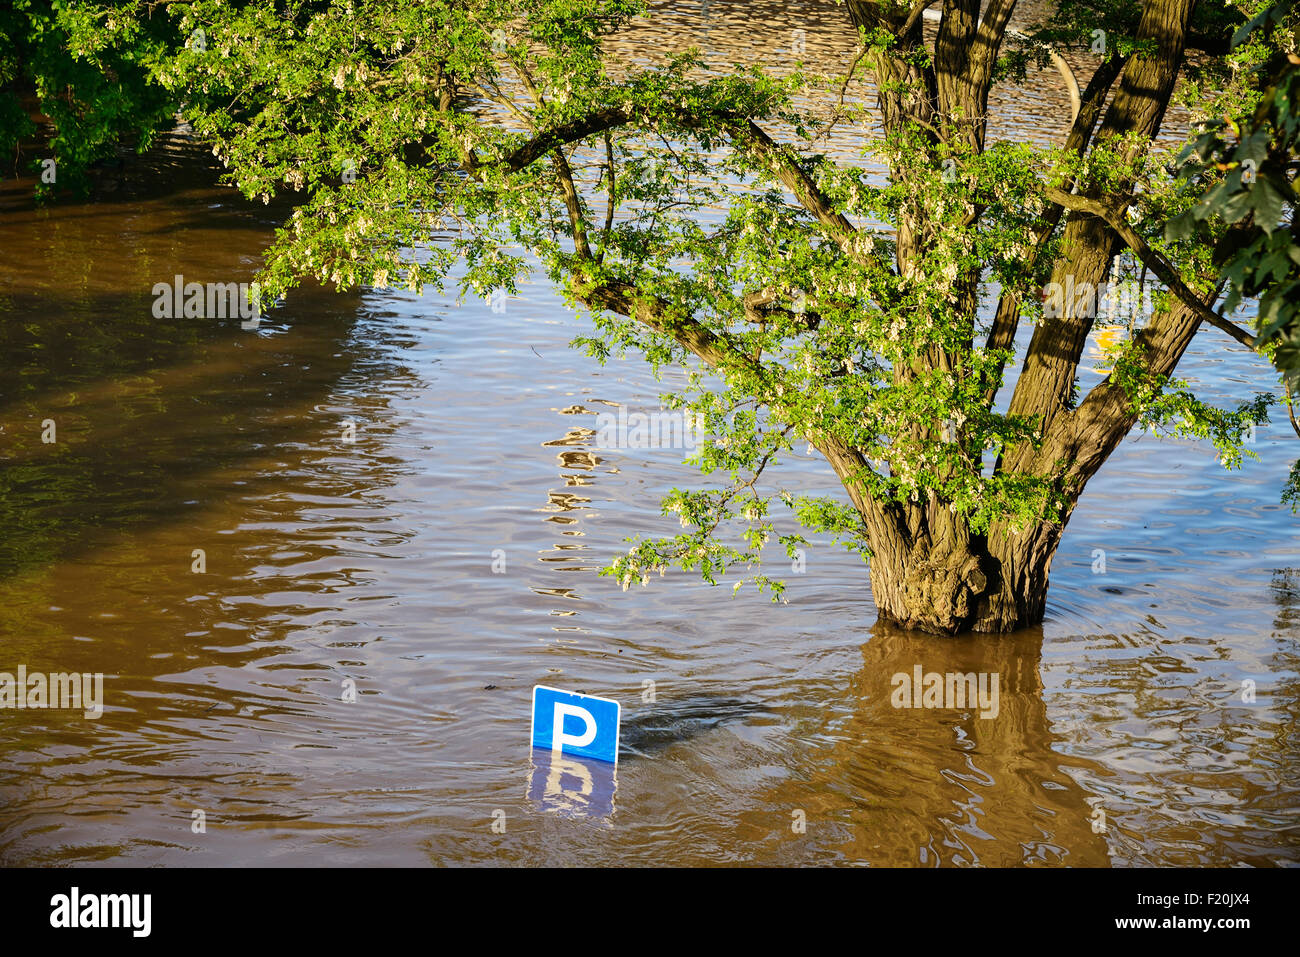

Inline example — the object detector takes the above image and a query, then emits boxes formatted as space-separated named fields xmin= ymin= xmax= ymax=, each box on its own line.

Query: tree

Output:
xmin=1166 ymin=0 xmax=1300 ymax=507
xmin=13 ymin=0 xmax=1290 ymax=634
xmin=0 ymin=1 xmax=179 ymax=197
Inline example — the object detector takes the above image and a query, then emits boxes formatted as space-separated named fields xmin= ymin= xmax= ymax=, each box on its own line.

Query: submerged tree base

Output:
xmin=869 ymin=529 xmax=1059 ymax=635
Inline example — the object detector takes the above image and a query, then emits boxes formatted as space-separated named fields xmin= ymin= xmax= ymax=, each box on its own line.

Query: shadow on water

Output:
xmin=0 ymin=129 xmax=379 ymax=584
xmin=2 ymin=125 xmax=300 ymax=219
xmin=0 ymin=295 xmax=369 ymax=580
xmin=619 ymin=695 xmax=771 ymax=758
xmin=0 ymin=131 xmax=426 ymax=745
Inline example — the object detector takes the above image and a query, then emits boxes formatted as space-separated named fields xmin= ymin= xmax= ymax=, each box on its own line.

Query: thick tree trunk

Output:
xmin=866 ymin=516 xmax=1061 ymax=635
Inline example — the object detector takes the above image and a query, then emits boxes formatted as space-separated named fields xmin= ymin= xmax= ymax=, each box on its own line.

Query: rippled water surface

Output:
xmin=0 ymin=1 xmax=1296 ymax=866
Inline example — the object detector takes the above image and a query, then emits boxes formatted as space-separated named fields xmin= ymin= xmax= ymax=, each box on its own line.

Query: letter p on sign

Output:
xmin=531 ymin=686 xmax=620 ymax=764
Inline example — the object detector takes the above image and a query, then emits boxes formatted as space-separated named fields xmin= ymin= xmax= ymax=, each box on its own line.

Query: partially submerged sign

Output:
xmin=531 ymin=685 xmax=620 ymax=765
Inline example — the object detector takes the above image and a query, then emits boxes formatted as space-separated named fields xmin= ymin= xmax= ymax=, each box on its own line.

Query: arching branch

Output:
xmin=1044 ymin=186 xmax=1256 ymax=348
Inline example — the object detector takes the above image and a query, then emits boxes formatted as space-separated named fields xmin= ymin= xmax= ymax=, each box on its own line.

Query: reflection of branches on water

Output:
xmin=733 ymin=620 xmax=1112 ymax=866
xmin=1271 ymin=568 xmax=1300 ymax=632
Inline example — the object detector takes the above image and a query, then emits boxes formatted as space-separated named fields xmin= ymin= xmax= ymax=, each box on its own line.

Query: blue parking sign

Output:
xmin=531 ymin=685 xmax=621 ymax=765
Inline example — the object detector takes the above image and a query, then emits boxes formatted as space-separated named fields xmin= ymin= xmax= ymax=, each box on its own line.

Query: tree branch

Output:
xmin=899 ymin=0 xmax=938 ymax=38
xmin=505 ymin=107 xmax=631 ymax=170
xmin=598 ymin=131 xmax=615 ymax=263
xmin=726 ymin=118 xmax=859 ymax=245
xmin=1044 ymin=186 xmax=1257 ymax=348
xmin=743 ymin=288 xmax=821 ymax=330
xmin=551 ymin=148 xmax=593 ymax=260
xmin=573 ymin=273 xmax=895 ymax=535
xmin=498 ymin=105 xmax=876 ymax=275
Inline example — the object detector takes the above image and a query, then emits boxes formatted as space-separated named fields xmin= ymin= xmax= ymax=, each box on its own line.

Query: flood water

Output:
xmin=0 ymin=2 xmax=1296 ymax=867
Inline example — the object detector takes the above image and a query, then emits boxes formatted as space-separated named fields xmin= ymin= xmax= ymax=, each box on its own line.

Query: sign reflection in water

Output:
xmin=527 ymin=748 xmax=617 ymax=821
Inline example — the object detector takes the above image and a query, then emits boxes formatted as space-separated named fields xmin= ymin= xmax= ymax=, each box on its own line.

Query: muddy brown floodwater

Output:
xmin=0 ymin=1 xmax=1296 ymax=866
